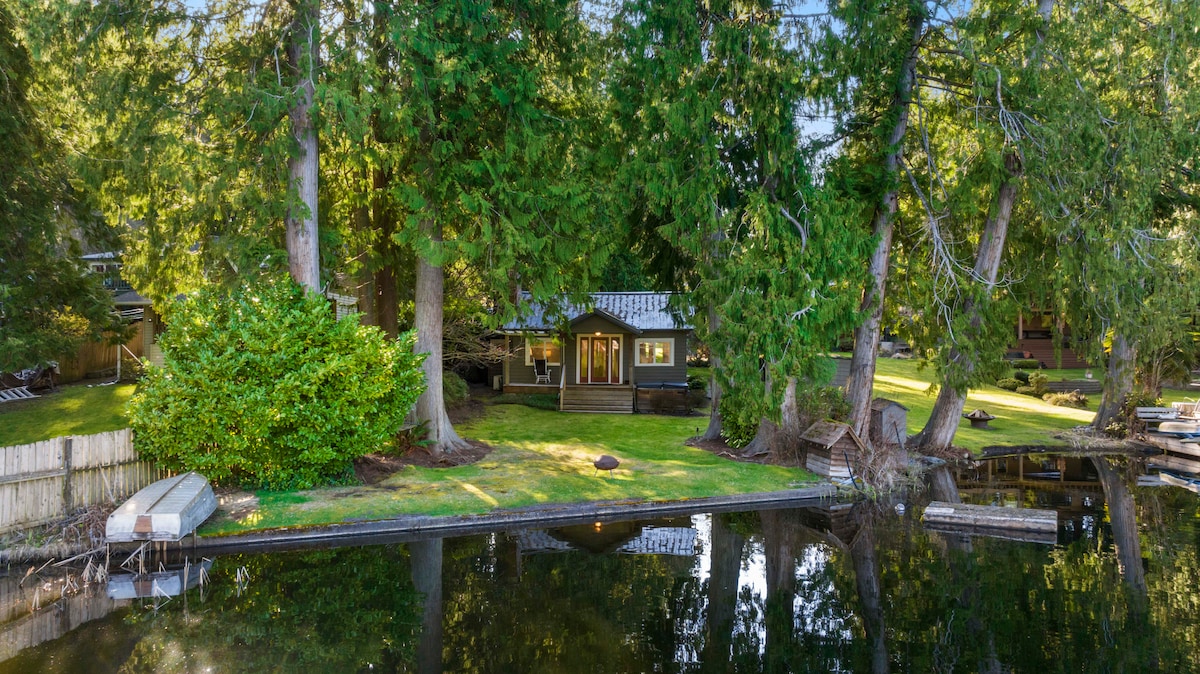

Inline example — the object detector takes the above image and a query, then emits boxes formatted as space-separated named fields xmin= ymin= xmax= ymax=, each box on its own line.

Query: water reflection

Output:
xmin=4 ymin=471 xmax=1200 ymax=672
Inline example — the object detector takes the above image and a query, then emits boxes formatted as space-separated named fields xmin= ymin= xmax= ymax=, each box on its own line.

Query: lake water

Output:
xmin=3 ymin=455 xmax=1199 ymax=673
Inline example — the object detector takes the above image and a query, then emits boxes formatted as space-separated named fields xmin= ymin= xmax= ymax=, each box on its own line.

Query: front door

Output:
xmin=578 ymin=336 xmax=621 ymax=384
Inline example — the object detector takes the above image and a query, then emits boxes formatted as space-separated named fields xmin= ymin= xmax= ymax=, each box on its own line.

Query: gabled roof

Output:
xmin=502 ymin=292 xmax=690 ymax=333
xmin=799 ymin=420 xmax=868 ymax=453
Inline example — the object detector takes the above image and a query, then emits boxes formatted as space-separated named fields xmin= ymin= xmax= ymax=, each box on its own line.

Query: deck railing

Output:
xmin=0 ymin=429 xmax=167 ymax=534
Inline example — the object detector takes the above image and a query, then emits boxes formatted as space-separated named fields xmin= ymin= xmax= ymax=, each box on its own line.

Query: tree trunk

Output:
xmin=701 ymin=306 xmax=723 ymax=441
xmin=926 ymin=464 xmax=961 ymax=504
xmin=374 ymin=167 xmax=399 ymax=339
xmin=912 ymin=159 xmax=1020 ymax=452
xmin=1094 ymin=331 xmax=1135 ymax=432
xmin=850 ymin=510 xmax=889 ymax=674
xmin=285 ymin=0 xmax=320 ymax=291
xmin=761 ymin=509 xmax=796 ymax=673
xmin=410 ymin=537 xmax=444 ymax=674
xmin=701 ymin=513 xmax=744 ymax=671
xmin=1091 ymin=458 xmax=1147 ymax=611
xmin=415 ymin=217 xmax=468 ymax=455
xmin=845 ymin=8 xmax=926 ymax=444
xmin=775 ymin=377 xmax=803 ymax=463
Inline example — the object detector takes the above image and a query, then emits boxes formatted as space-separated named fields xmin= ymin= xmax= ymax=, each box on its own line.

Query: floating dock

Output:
xmin=922 ymin=501 xmax=1058 ymax=535
xmin=106 ymin=472 xmax=217 ymax=543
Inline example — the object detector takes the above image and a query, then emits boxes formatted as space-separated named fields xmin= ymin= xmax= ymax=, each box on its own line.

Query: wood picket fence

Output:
xmin=0 ymin=429 xmax=167 ymax=534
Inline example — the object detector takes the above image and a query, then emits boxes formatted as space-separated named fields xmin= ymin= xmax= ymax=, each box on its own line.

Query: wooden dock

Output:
xmin=922 ymin=501 xmax=1058 ymax=534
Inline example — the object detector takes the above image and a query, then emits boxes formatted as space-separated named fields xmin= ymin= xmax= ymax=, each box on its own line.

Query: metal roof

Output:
xmin=502 ymin=292 xmax=690 ymax=333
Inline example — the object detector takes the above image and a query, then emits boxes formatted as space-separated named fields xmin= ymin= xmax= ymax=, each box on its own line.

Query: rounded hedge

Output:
xmin=127 ymin=279 xmax=425 ymax=489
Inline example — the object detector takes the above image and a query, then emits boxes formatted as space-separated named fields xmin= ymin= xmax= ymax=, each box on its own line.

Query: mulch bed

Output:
xmin=353 ymin=438 xmax=494 ymax=485
xmin=686 ymin=436 xmax=770 ymax=464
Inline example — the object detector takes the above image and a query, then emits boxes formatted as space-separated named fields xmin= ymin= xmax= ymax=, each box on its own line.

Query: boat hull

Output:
xmin=106 ymin=472 xmax=217 ymax=543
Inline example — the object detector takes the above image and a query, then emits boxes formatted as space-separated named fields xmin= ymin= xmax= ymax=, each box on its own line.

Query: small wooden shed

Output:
xmin=801 ymin=420 xmax=868 ymax=480
xmin=870 ymin=398 xmax=908 ymax=448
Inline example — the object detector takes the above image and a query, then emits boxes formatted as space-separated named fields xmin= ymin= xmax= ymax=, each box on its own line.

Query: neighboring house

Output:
xmin=1014 ymin=311 xmax=1090 ymax=369
xmin=498 ymin=292 xmax=691 ymax=413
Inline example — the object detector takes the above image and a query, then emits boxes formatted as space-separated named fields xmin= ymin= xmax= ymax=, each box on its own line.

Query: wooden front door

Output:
xmin=578 ymin=336 xmax=621 ymax=384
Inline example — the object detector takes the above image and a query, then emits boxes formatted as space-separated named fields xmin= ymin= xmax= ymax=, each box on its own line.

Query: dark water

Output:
xmin=4 ymin=456 xmax=1200 ymax=673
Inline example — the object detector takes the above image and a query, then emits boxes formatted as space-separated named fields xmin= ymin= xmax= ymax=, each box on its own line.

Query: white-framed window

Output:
xmin=524 ymin=337 xmax=561 ymax=366
xmin=635 ymin=338 xmax=674 ymax=366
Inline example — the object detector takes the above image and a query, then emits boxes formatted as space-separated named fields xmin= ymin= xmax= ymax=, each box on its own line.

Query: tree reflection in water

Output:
xmin=9 ymin=481 xmax=1200 ymax=673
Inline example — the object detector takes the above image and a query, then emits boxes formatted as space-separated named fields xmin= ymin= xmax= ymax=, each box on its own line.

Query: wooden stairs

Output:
xmin=560 ymin=385 xmax=634 ymax=413
xmin=1016 ymin=339 xmax=1091 ymax=369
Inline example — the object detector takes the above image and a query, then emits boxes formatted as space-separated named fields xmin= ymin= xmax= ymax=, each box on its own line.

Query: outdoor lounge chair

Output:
xmin=534 ymin=358 xmax=552 ymax=384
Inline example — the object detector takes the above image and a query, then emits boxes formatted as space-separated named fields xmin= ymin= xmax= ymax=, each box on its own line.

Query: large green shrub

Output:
xmin=127 ymin=279 xmax=425 ymax=489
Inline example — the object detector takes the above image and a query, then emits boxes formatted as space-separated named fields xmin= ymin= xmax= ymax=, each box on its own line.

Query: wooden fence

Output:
xmin=0 ymin=429 xmax=168 ymax=534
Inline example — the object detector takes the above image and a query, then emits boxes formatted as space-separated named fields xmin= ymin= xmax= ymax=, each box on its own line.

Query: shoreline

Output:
xmin=2 ymin=484 xmax=837 ymax=565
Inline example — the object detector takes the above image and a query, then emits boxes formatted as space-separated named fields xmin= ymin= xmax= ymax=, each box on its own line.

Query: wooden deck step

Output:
xmin=561 ymin=386 xmax=634 ymax=413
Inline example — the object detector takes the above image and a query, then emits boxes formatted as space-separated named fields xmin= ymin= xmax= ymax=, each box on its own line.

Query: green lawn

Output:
xmin=203 ymin=404 xmax=816 ymax=535
xmin=871 ymin=359 xmax=1095 ymax=452
xmin=0 ymin=383 xmax=135 ymax=446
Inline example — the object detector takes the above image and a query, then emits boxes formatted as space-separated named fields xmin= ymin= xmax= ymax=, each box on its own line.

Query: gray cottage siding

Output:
xmin=630 ymin=330 xmax=688 ymax=385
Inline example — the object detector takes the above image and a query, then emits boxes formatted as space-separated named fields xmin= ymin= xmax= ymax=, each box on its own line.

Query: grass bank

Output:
xmin=202 ymin=404 xmax=816 ymax=535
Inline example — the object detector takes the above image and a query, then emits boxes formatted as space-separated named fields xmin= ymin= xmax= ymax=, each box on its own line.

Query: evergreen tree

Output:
xmin=0 ymin=5 xmax=124 ymax=370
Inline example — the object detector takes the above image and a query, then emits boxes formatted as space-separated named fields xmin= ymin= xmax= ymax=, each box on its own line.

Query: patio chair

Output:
xmin=534 ymin=358 xmax=552 ymax=384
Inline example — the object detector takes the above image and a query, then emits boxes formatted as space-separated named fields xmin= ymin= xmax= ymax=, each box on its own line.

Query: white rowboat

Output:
xmin=106 ymin=472 xmax=217 ymax=543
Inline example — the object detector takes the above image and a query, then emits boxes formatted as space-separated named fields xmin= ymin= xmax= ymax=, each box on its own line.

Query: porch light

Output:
xmin=595 ymin=331 xmax=602 ymax=336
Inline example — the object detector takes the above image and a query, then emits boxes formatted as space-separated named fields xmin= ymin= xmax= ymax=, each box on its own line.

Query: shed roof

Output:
xmin=799 ymin=420 xmax=868 ymax=453
xmin=871 ymin=398 xmax=908 ymax=412
xmin=502 ymin=292 xmax=690 ymax=333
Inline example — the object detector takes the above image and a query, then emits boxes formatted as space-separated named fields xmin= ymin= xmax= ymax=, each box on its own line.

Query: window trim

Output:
xmin=524 ymin=336 xmax=562 ymax=366
xmin=634 ymin=337 xmax=675 ymax=367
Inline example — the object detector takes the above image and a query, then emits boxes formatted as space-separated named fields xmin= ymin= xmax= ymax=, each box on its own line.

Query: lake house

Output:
xmin=497 ymin=292 xmax=692 ymax=413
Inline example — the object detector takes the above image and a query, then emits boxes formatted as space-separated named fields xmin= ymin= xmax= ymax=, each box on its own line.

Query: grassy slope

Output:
xmin=204 ymin=405 xmax=815 ymax=534
xmin=0 ymin=384 xmax=136 ymax=446
xmin=871 ymin=358 xmax=1095 ymax=452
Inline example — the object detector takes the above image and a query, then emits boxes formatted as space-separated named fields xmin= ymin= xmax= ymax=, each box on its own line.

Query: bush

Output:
xmin=127 ymin=279 xmax=426 ymax=490
xmin=719 ymin=394 xmax=765 ymax=449
xmin=1027 ymin=372 xmax=1049 ymax=394
xmin=687 ymin=374 xmax=708 ymax=391
xmin=1015 ymin=385 xmax=1039 ymax=396
xmin=1010 ymin=358 xmax=1041 ymax=369
xmin=1043 ymin=390 xmax=1088 ymax=408
xmin=996 ymin=378 xmax=1021 ymax=391
xmin=491 ymin=393 xmax=559 ymax=410
xmin=1013 ymin=370 xmax=1031 ymax=384
xmin=443 ymin=371 xmax=469 ymax=406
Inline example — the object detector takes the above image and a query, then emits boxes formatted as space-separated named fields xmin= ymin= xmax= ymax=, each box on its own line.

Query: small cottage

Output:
xmin=800 ymin=420 xmax=868 ymax=480
xmin=869 ymin=398 xmax=908 ymax=448
xmin=498 ymin=292 xmax=691 ymax=413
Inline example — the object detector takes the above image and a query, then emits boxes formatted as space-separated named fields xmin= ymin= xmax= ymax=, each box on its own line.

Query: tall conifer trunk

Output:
xmin=1093 ymin=332 xmax=1135 ymax=431
xmin=850 ymin=511 xmax=889 ymax=674
xmin=285 ymin=0 xmax=320 ymax=291
xmin=913 ymin=163 xmax=1019 ymax=451
xmin=701 ymin=306 xmax=723 ymax=441
xmin=415 ymin=216 xmax=468 ymax=455
xmin=913 ymin=0 xmax=1055 ymax=452
xmin=844 ymin=8 xmax=925 ymax=443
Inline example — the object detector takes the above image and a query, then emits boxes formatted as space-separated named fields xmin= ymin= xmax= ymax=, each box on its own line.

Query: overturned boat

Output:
xmin=106 ymin=472 xmax=217 ymax=543
xmin=107 ymin=558 xmax=214 ymax=600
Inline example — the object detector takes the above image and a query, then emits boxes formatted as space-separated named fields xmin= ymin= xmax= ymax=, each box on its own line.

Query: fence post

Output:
xmin=62 ymin=437 xmax=73 ymax=513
